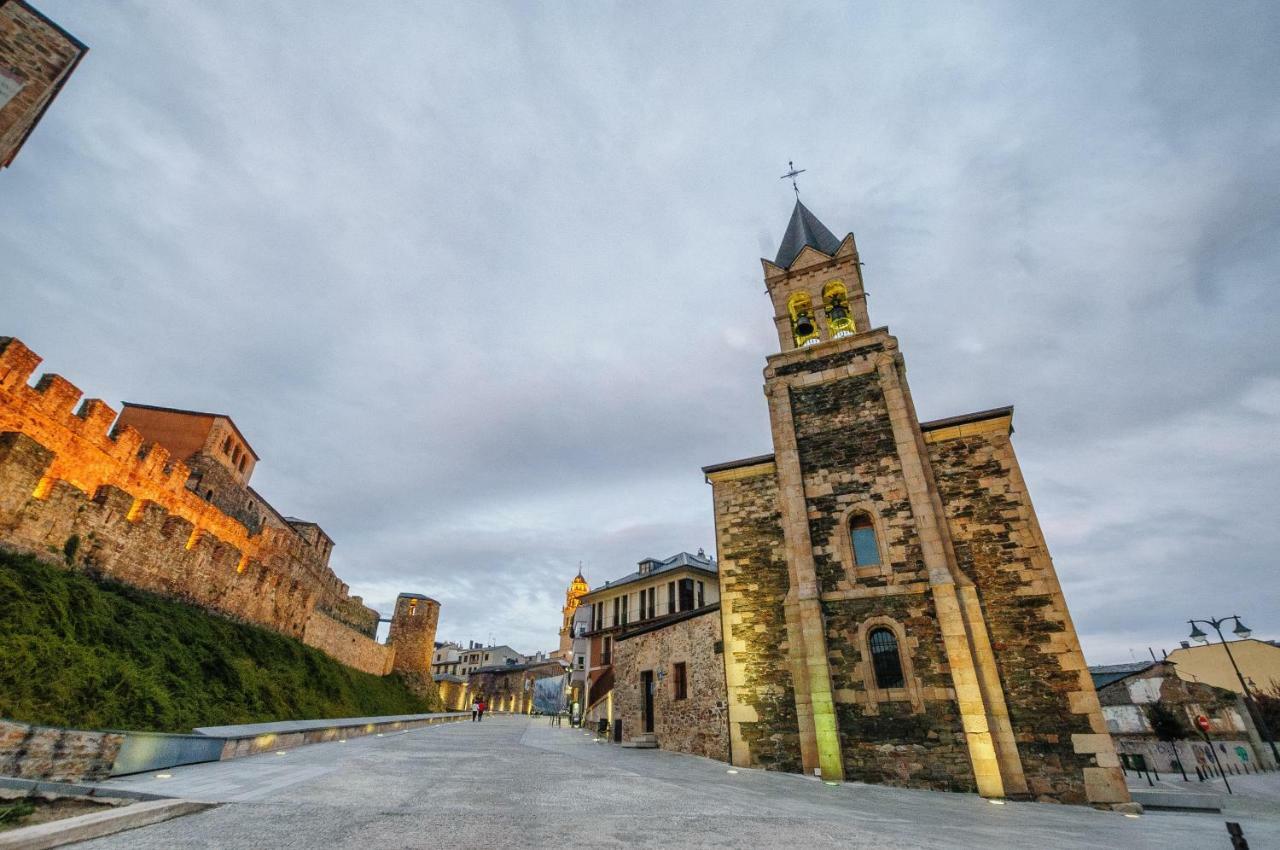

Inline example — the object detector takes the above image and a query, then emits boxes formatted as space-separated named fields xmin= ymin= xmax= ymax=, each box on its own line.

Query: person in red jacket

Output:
xmin=477 ymin=699 xmax=487 ymax=721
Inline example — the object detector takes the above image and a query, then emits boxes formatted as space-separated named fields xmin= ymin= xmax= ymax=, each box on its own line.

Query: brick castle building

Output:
xmin=701 ymin=199 xmax=1129 ymax=806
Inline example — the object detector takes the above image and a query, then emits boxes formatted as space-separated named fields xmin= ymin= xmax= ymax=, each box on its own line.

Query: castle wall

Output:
xmin=0 ymin=337 xmax=398 ymax=674
xmin=710 ymin=463 xmax=803 ymax=772
xmin=302 ymin=610 xmax=394 ymax=676
xmin=387 ymin=594 xmax=440 ymax=677
xmin=926 ymin=421 xmax=1126 ymax=803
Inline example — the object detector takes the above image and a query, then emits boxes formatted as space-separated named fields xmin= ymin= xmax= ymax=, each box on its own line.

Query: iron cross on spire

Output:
xmin=780 ymin=160 xmax=806 ymax=198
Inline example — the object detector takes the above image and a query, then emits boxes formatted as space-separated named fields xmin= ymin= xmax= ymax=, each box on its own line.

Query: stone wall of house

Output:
xmin=613 ymin=606 xmax=729 ymax=761
xmin=927 ymin=423 xmax=1117 ymax=803
xmin=710 ymin=464 xmax=803 ymax=772
xmin=0 ymin=0 xmax=86 ymax=168
xmin=0 ymin=720 xmax=123 ymax=782
xmin=0 ymin=336 xmax=421 ymax=676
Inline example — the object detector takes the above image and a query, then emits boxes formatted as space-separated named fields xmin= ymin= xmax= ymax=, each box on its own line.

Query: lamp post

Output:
xmin=1187 ymin=616 xmax=1278 ymax=763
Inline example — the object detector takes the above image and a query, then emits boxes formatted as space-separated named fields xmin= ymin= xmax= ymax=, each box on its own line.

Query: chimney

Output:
xmin=1180 ymin=641 xmax=1190 ymax=649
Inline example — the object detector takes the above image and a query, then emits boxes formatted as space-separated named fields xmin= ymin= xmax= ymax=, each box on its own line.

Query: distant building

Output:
xmin=568 ymin=605 xmax=591 ymax=718
xmin=557 ymin=571 xmax=588 ymax=661
xmin=1165 ymin=639 xmax=1280 ymax=696
xmin=0 ymin=0 xmax=87 ymax=169
xmin=578 ymin=550 xmax=718 ymax=726
xmin=1089 ymin=660 xmax=1273 ymax=773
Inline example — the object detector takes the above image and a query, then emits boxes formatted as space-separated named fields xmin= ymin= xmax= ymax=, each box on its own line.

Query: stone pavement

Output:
xmin=81 ymin=716 xmax=1279 ymax=849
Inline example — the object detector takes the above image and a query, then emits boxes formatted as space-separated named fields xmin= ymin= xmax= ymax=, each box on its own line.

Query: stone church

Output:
xmin=702 ymin=199 xmax=1129 ymax=806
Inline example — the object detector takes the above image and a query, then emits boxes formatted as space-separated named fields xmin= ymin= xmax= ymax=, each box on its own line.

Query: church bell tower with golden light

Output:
xmin=558 ymin=570 xmax=589 ymax=661
xmin=701 ymin=183 xmax=1129 ymax=807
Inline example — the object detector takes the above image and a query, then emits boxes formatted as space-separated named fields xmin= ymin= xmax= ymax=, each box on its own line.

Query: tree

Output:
xmin=1146 ymin=701 xmax=1190 ymax=779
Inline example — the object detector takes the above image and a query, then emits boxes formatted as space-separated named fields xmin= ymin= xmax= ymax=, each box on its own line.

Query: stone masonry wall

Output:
xmin=0 ymin=0 xmax=85 ymax=167
xmin=302 ymin=609 xmax=393 ymax=675
xmin=927 ymin=425 xmax=1120 ymax=803
xmin=613 ymin=606 xmax=729 ymax=761
xmin=788 ymin=364 xmax=975 ymax=790
xmin=0 ymin=337 xmax=398 ymax=675
xmin=710 ymin=465 xmax=802 ymax=772
xmin=0 ymin=719 xmax=123 ymax=782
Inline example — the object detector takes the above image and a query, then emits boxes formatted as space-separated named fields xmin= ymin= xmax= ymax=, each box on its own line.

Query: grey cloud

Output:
xmin=3 ymin=0 xmax=1277 ymax=658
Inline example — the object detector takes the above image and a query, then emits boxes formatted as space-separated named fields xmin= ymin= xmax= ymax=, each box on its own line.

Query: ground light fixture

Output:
xmin=155 ymin=774 xmax=172 ymax=779
xmin=988 ymin=799 xmax=1006 ymax=805
xmin=726 ymin=769 xmax=738 ymax=775
xmin=275 ymin=751 xmax=287 ymax=755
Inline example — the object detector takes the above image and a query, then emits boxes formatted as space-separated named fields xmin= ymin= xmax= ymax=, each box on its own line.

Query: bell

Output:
xmin=794 ymin=312 xmax=815 ymax=337
xmin=829 ymin=300 xmax=848 ymax=322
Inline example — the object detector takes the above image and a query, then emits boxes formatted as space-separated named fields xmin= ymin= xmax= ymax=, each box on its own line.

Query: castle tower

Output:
xmin=557 ymin=571 xmax=589 ymax=661
xmin=702 ymin=197 xmax=1128 ymax=806
xmin=387 ymin=593 xmax=440 ymax=677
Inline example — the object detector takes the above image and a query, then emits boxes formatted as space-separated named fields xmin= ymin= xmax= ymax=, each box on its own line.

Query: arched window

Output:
xmin=238 ymin=456 xmax=247 ymax=473
xmin=823 ymin=281 xmax=855 ymax=338
xmin=222 ymin=436 xmax=233 ymax=455
xmin=868 ymin=627 xmax=904 ymax=689
xmin=787 ymin=292 xmax=820 ymax=347
xmin=850 ymin=514 xmax=881 ymax=566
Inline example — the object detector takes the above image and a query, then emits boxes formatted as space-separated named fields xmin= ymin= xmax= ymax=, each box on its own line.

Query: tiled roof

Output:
xmin=1088 ymin=661 xmax=1156 ymax=690
xmin=774 ymin=200 xmax=842 ymax=268
xmin=588 ymin=551 xmax=717 ymax=595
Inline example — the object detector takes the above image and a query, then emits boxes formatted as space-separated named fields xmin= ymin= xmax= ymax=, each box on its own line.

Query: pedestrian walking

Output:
xmin=471 ymin=699 xmax=479 ymax=722
xmin=478 ymin=699 xmax=487 ymax=721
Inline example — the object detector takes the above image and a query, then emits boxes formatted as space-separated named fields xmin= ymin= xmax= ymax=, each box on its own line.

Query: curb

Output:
xmin=0 ymin=798 xmax=213 ymax=850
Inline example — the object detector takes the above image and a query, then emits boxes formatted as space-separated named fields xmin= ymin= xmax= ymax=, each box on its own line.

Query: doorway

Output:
xmin=640 ymin=670 xmax=655 ymax=733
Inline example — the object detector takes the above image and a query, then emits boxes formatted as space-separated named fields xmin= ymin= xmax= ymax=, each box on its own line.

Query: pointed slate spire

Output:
xmin=774 ymin=200 xmax=842 ymax=268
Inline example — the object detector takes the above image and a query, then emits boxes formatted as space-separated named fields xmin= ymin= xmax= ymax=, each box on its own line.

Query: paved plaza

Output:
xmin=86 ymin=716 xmax=1278 ymax=849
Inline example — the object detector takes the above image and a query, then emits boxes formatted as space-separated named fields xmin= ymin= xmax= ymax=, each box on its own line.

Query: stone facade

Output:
xmin=0 ymin=336 xmax=437 ymax=677
xmin=0 ymin=0 xmax=87 ymax=169
xmin=0 ymin=719 xmax=123 ymax=782
xmin=613 ymin=605 xmax=729 ymax=761
xmin=387 ymin=593 xmax=441 ymax=676
xmin=703 ymin=202 xmax=1128 ymax=806
xmin=468 ymin=661 xmax=567 ymax=714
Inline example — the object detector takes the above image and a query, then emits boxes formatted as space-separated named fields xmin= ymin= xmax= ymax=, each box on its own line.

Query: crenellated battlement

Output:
xmin=0 ymin=336 xmax=411 ymax=675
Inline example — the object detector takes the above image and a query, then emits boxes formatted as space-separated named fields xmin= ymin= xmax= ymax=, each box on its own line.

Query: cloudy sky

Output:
xmin=3 ymin=1 xmax=1277 ymax=662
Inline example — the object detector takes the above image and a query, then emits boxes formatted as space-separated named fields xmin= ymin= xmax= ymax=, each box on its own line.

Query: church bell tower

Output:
xmin=702 ymin=192 xmax=1127 ymax=807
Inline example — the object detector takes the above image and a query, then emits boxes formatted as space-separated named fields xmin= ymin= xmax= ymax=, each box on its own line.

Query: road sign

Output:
xmin=1196 ymin=715 xmax=1211 ymax=733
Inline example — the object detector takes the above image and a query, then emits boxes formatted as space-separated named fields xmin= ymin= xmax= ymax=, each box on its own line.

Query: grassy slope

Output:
xmin=0 ymin=550 xmax=433 ymax=732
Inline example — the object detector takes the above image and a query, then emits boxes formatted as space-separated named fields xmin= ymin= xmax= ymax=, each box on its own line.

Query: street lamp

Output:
xmin=1186 ymin=615 xmax=1278 ymax=763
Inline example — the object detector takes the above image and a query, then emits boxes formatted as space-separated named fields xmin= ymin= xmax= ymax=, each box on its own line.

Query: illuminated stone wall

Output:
xmin=0 ymin=336 xmax=426 ymax=677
